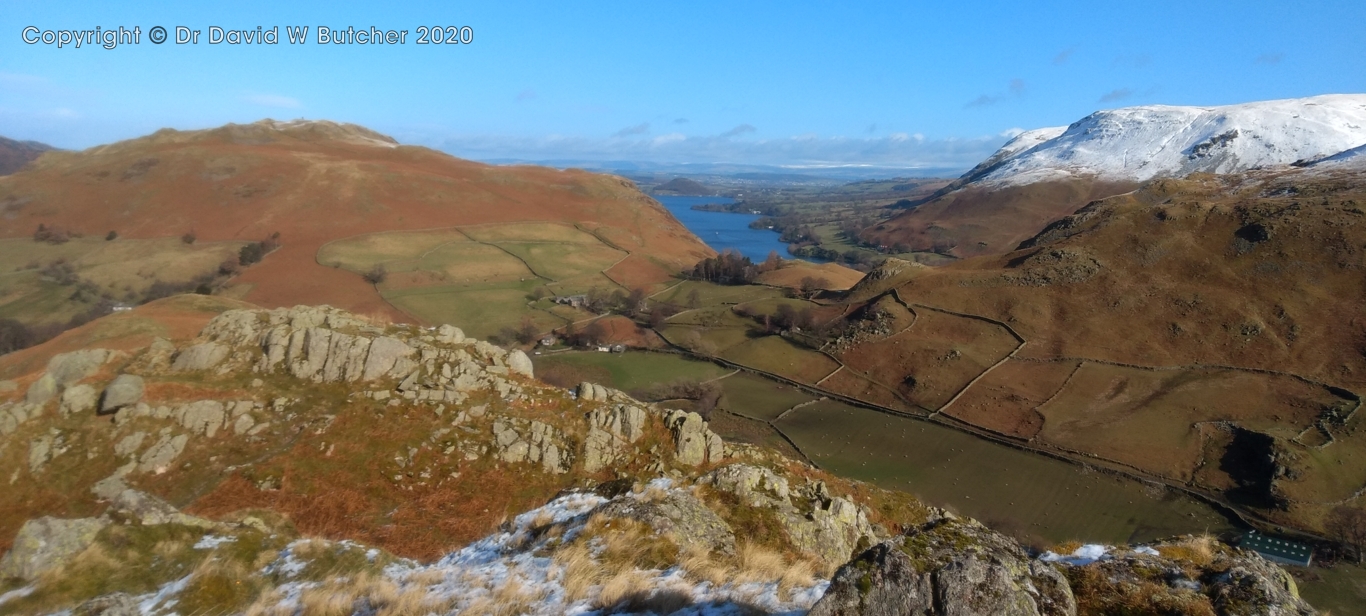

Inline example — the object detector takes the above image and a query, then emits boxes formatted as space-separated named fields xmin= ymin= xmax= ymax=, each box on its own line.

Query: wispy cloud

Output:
xmin=1052 ymin=48 xmax=1075 ymax=65
xmin=242 ymin=94 xmax=302 ymax=109
xmin=516 ymin=88 xmax=537 ymax=101
xmin=1098 ymin=88 xmax=1134 ymax=103
xmin=719 ymin=124 xmax=757 ymax=138
xmin=1254 ymin=53 xmax=1283 ymax=65
xmin=612 ymin=122 xmax=650 ymax=137
xmin=435 ymin=130 xmax=1007 ymax=170
xmin=964 ymin=79 xmax=1026 ymax=109
xmin=1000 ymin=127 xmax=1025 ymax=138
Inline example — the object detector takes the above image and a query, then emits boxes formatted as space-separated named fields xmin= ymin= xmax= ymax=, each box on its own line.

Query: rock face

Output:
xmin=809 ymin=517 xmax=1076 ymax=616
xmin=701 ymin=464 xmax=879 ymax=566
xmin=583 ymin=402 xmax=649 ymax=472
xmin=595 ymin=487 xmax=737 ymax=555
xmin=0 ymin=516 xmax=110 ymax=581
xmin=666 ymin=409 xmax=724 ymax=466
xmin=26 ymin=349 xmax=113 ymax=405
xmin=170 ymin=342 xmax=229 ymax=372
xmin=507 ymin=350 xmax=534 ymax=378
xmin=99 ymin=374 xmax=145 ymax=413
xmin=59 ymin=384 xmax=99 ymax=416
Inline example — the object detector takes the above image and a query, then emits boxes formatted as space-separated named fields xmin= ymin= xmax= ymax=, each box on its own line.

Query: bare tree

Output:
xmin=1325 ymin=505 xmax=1366 ymax=563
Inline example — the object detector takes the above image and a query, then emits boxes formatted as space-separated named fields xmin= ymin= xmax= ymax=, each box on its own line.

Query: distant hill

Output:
xmin=865 ymin=94 xmax=1366 ymax=257
xmin=0 ymin=120 xmax=714 ymax=328
xmin=651 ymin=177 xmax=716 ymax=196
xmin=0 ymin=136 xmax=56 ymax=175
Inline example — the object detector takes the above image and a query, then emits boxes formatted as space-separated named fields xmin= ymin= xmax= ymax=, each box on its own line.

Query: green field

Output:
xmin=1295 ymin=562 xmax=1366 ymax=616
xmin=318 ymin=223 xmax=640 ymax=337
xmin=531 ymin=350 xmax=730 ymax=393
xmin=717 ymin=372 xmax=816 ymax=421
xmin=774 ymin=400 xmax=1236 ymax=546
xmin=721 ymin=336 xmax=840 ymax=384
xmin=653 ymin=280 xmax=785 ymax=307
xmin=0 ymin=237 xmax=246 ymax=324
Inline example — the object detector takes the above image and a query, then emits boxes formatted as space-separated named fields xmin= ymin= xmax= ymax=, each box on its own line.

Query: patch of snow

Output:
xmin=1040 ymin=544 xmax=1110 ymax=566
xmin=138 ymin=574 xmax=192 ymax=614
xmin=244 ymin=487 xmax=831 ymax=615
xmin=971 ymin=94 xmax=1366 ymax=187
xmin=1134 ymin=546 xmax=1160 ymax=556
xmin=0 ymin=585 xmax=34 ymax=605
xmin=193 ymin=534 xmax=237 ymax=550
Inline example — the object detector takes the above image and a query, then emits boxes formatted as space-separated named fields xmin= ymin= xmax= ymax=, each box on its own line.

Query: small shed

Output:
xmin=1239 ymin=532 xmax=1313 ymax=567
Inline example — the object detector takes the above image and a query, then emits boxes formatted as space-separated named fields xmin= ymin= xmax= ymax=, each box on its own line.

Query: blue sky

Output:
xmin=2 ymin=0 xmax=1363 ymax=170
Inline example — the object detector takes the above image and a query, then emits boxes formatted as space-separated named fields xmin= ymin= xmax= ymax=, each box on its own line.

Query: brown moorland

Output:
xmin=860 ymin=178 xmax=1139 ymax=258
xmin=0 ymin=120 xmax=713 ymax=324
xmin=830 ymin=165 xmax=1366 ymax=533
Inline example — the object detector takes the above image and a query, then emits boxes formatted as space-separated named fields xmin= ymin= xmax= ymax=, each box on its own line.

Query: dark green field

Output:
xmin=774 ymin=399 xmax=1236 ymax=546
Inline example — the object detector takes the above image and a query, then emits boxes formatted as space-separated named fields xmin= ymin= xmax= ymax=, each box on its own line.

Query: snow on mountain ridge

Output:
xmin=976 ymin=94 xmax=1366 ymax=187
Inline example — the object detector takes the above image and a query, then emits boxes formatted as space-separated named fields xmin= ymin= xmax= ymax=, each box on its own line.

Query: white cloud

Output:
xmin=999 ymin=127 xmax=1025 ymax=138
xmin=433 ymin=130 xmax=1007 ymax=170
xmin=242 ymin=94 xmax=303 ymax=109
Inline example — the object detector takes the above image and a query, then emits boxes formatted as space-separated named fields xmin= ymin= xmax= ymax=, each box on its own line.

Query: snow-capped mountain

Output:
xmin=975 ymin=94 xmax=1366 ymax=187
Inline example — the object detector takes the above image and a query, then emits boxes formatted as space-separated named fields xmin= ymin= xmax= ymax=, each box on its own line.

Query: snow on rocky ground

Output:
xmin=972 ymin=94 xmax=1366 ymax=187
xmin=108 ymin=479 xmax=830 ymax=615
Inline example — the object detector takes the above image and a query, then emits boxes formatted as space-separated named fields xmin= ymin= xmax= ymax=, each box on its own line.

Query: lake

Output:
xmin=655 ymin=196 xmax=803 ymax=263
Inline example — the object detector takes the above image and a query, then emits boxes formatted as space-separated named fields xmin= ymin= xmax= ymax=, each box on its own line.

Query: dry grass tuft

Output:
xmin=595 ymin=569 xmax=654 ymax=610
xmin=734 ymin=542 xmax=788 ymax=584
xmin=1157 ymin=534 xmax=1218 ymax=567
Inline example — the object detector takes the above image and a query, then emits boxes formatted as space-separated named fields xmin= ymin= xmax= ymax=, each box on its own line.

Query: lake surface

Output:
xmin=655 ymin=196 xmax=802 ymax=263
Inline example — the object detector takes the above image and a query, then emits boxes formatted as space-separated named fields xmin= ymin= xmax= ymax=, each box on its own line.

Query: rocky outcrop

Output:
xmin=105 ymin=488 xmax=215 ymax=528
xmin=583 ymin=402 xmax=649 ymax=472
xmin=594 ymin=486 xmax=737 ymax=554
xmin=59 ymin=383 xmax=99 ymax=417
xmin=99 ymin=374 xmax=144 ymax=413
xmin=666 ymin=409 xmax=724 ymax=466
xmin=170 ymin=342 xmax=229 ymax=372
xmin=138 ymin=431 xmax=189 ymax=473
xmin=0 ymin=516 xmax=109 ymax=581
xmin=507 ymin=350 xmax=534 ymax=378
xmin=809 ymin=516 xmax=1076 ymax=616
xmin=700 ymin=464 xmax=880 ymax=566
xmin=26 ymin=349 xmax=113 ymax=405
xmin=490 ymin=418 xmax=570 ymax=473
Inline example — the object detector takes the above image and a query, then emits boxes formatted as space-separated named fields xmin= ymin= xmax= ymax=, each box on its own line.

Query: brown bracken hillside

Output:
xmin=828 ymin=164 xmax=1366 ymax=533
xmin=0 ymin=120 xmax=713 ymax=321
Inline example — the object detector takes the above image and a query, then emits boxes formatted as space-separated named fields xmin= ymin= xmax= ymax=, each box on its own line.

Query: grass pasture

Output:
xmin=773 ymin=400 xmax=1235 ymax=546
xmin=720 ymin=336 xmax=840 ymax=384
xmin=1036 ymin=363 xmax=1345 ymax=483
xmin=316 ymin=222 xmax=646 ymax=336
xmin=717 ymin=372 xmax=817 ymax=422
xmin=0 ymin=237 xmax=246 ymax=324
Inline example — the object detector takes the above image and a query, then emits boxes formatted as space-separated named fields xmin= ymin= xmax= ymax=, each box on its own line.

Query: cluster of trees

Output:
xmin=688 ymin=250 xmax=787 ymax=286
xmin=734 ymin=303 xmax=819 ymax=334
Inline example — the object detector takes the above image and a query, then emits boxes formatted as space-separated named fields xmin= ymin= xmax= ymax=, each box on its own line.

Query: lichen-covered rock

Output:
xmin=171 ymin=342 xmax=229 ymax=372
xmin=1208 ymin=558 xmax=1316 ymax=615
xmin=176 ymin=400 xmax=226 ymax=437
xmin=808 ymin=517 xmax=1075 ymax=616
xmin=59 ymin=383 xmax=99 ymax=416
xmin=107 ymin=489 xmax=214 ymax=528
xmin=700 ymin=464 xmax=879 ymax=567
xmin=0 ymin=516 xmax=110 ymax=581
xmin=26 ymin=349 xmax=112 ymax=404
xmin=138 ymin=432 xmax=189 ymax=473
xmin=114 ymin=432 xmax=146 ymax=457
xmin=595 ymin=488 xmax=737 ymax=555
xmin=436 ymin=324 xmax=465 ymax=344
xmin=666 ymin=409 xmax=724 ymax=466
xmin=99 ymin=374 xmax=144 ymax=413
